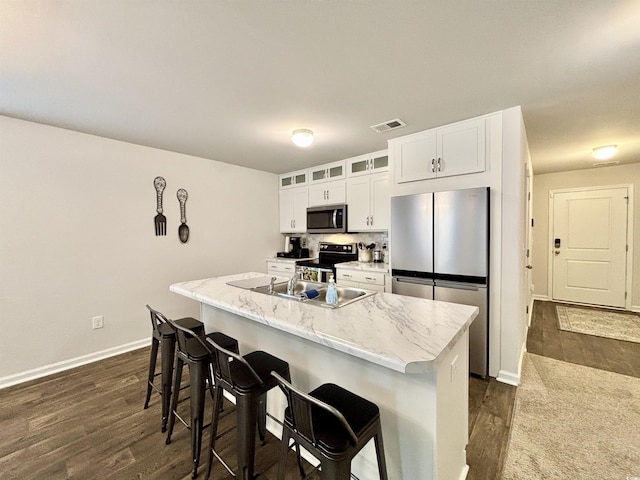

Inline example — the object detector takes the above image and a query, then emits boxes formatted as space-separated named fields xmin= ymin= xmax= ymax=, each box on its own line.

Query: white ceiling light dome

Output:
xmin=591 ymin=145 xmax=618 ymax=160
xmin=291 ymin=129 xmax=314 ymax=147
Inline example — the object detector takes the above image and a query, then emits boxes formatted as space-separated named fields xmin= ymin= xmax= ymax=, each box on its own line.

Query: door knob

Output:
xmin=554 ymin=250 xmax=560 ymax=255
xmin=526 ymin=265 xmax=533 ymax=269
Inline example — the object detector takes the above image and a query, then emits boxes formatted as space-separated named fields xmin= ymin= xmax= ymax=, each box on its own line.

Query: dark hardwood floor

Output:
xmin=2 ymin=300 xmax=638 ymax=479
xmin=0 ymin=349 xmax=315 ymax=480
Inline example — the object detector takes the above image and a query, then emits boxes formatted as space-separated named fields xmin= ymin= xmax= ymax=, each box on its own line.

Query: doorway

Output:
xmin=549 ymin=185 xmax=630 ymax=308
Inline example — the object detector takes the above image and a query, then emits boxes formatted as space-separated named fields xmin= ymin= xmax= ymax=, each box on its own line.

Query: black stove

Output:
xmin=296 ymin=243 xmax=357 ymax=281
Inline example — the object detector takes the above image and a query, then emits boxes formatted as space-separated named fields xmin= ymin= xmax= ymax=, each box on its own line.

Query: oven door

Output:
xmin=299 ymin=266 xmax=333 ymax=283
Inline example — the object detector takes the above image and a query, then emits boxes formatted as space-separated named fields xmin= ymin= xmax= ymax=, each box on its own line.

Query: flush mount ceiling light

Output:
xmin=591 ymin=145 xmax=618 ymax=160
xmin=291 ymin=129 xmax=314 ymax=147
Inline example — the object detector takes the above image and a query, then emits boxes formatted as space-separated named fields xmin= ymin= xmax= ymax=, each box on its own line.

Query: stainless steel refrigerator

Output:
xmin=391 ymin=187 xmax=489 ymax=376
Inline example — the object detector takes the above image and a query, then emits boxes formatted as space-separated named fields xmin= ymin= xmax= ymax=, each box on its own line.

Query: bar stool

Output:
xmin=271 ymin=372 xmax=389 ymax=480
xmin=164 ymin=318 xmax=239 ymax=479
xmin=205 ymin=337 xmax=291 ymax=480
xmin=144 ymin=304 xmax=205 ymax=432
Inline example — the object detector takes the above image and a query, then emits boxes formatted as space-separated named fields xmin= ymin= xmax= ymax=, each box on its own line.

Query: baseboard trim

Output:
xmin=0 ymin=338 xmax=150 ymax=390
xmin=497 ymin=341 xmax=525 ymax=387
xmin=532 ymin=294 xmax=549 ymax=301
xmin=496 ymin=370 xmax=520 ymax=386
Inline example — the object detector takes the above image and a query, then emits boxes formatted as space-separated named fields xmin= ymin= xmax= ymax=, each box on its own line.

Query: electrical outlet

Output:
xmin=92 ymin=315 xmax=104 ymax=329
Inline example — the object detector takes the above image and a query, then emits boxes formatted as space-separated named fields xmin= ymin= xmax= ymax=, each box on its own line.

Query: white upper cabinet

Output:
xmin=279 ymin=169 xmax=308 ymax=189
xmin=347 ymin=172 xmax=389 ymax=231
xmin=309 ymin=160 xmax=346 ymax=184
xmin=308 ymin=160 xmax=346 ymax=207
xmin=308 ymin=180 xmax=346 ymax=207
xmin=347 ymin=150 xmax=389 ymax=177
xmin=391 ymin=117 xmax=486 ymax=184
xmin=279 ymin=186 xmax=308 ymax=233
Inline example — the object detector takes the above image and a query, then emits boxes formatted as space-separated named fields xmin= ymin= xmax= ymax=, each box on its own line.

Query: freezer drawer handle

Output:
xmin=435 ymin=281 xmax=482 ymax=291
xmin=394 ymin=276 xmax=433 ymax=285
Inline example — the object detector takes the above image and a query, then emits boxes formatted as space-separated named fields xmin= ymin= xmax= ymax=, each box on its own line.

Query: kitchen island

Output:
xmin=170 ymin=272 xmax=477 ymax=480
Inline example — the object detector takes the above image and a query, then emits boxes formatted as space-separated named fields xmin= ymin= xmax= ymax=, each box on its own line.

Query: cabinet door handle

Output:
xmin=365 ymin=277 xmax=376 ymax=282
xmin=366 ymin=216 xmax=370 ymax=226
xmin=431 ymin=158 xmax=436 ymax=173
xmin=437 ymin=157 xmax=442 ymax=171
xmin=370 ymin=216 xmax=373 ymax=226
xmin=343 ymin=274 xmax=352 ymax=278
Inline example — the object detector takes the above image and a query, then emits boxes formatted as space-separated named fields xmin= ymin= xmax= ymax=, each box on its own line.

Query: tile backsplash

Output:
xmin=291 ymin=232 xmax=389 ymax=258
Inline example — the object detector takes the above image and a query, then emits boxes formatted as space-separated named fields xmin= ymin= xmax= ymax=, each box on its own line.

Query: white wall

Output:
xmin=0 ymin=116 xmax=281 ymax=385
xmin=532 ymin=163 xmax=640 ymax=310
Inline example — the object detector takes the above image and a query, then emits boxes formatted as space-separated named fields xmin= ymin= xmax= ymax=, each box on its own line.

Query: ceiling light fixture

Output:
xmin=591 ymin=145 xmax=618 ymax=160
xmin=291 ymin=129 xmax=314 ymax=148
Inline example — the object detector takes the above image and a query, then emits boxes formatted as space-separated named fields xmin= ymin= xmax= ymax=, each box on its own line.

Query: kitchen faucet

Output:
xmin=287 ymin=273 xmax=298 ymax=295
xmin=268 ymin=276 xmax=277 ymax=294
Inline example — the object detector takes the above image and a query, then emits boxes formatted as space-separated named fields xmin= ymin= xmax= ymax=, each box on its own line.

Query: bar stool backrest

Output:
xmin=146 ymin=304 xmax=168 ymax=337
xmin=205 ymin=337 xmax=264 ymax=390
xmin=271 ymin=371 xmax=358 ymax=447
xmin=164 ymin=317 xmax=207 ymax=355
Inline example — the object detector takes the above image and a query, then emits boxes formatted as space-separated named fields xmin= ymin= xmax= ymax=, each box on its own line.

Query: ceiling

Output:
xmin=1 ymin=1 xmax=639 ymax=175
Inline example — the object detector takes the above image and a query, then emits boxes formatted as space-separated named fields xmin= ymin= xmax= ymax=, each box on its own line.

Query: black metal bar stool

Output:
xmin=271 ymin=372 xmax=389 ymax=480
xmin=144 ymin=304 xmax=205 ymax=432
xmin=164 ymin=318 xmax=239 ymax=479
xmin=205 ymin=337 xmax=291 ymax=480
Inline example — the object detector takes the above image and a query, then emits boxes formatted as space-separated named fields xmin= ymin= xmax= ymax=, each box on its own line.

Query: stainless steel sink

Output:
xmin=251 ymin=280 xmax=376 ymax=308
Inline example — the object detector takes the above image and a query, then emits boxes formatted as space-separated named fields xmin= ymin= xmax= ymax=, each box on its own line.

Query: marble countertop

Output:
xmin=267 ymin=256 xmax=315 ymax=264
xmin=335 ymin=261 xmax=389 ymax=273
xmin=170 ymin=272 xmax=477 ymax=374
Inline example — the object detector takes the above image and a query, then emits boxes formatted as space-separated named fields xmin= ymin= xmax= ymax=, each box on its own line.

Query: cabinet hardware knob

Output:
xmin=431 ymin=158 xmax=436 ymax=173
xmin=437 ymin=157 xmax=442 ymax=171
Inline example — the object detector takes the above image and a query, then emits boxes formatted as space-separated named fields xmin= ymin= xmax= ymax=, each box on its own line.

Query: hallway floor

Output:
xmin=466 ymin=299 xmax=640 ymax=479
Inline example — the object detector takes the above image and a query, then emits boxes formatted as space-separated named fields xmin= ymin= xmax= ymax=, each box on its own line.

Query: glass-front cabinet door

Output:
xmin=309 ymin=160 xmax=345 ymax=184
xmin=279 ymin=169 xmax=308 ymax=189
xmin=347 ymin=150 xmax=389 ymax=177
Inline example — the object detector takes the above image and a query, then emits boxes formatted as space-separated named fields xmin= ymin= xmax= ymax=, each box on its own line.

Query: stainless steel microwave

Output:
xmin=306 ymin=204 xmax=347 ymax=233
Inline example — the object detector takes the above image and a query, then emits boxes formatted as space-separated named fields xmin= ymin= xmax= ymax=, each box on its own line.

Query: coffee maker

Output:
xmin=277 ymin=236 xmax=309 ymax=258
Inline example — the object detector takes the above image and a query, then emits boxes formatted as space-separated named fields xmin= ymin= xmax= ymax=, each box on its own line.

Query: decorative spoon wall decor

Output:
xmin=177 ymin=188 xmax=189 ymax=243
xmin=153 ymin=176 xmax=166 ymax=235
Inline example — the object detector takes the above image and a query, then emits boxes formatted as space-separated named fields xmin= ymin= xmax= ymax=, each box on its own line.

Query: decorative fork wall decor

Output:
xmin=153 ymin=176 xmax=167 ymax=235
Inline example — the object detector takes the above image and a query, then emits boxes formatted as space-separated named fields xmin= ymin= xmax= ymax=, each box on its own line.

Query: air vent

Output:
xmin=593 ymin=160 xmax=620 ymax=167
xmin=370 ymin=118 xmax=406 ymax=133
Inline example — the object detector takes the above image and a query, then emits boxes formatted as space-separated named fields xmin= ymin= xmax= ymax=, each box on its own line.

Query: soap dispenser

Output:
xmin=326 ymin=274 xmax=338 ymax=306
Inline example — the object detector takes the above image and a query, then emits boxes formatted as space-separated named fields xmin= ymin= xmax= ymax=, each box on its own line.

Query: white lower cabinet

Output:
xmin=266 ymin=260 xmax=296 ymax=275
xmin=336 ymin=268 xmax=386 ymax=292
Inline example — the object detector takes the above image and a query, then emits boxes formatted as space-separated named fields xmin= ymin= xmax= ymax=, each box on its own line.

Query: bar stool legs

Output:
xmin=144 ymin=305 xmax=204 ymax=433
xmin=143 ymin=332 xmax=160 ymax=410
xmin=205 ymin=339 xmax=291 ymax=480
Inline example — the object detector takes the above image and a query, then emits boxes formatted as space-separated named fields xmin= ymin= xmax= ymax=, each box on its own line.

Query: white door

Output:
xmin=551 ymin=187 xmax=628 ymax=307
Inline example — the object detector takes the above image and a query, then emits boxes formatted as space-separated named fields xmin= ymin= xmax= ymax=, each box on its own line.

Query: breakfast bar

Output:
xmin=170 ymin=272 xmax=478 ymax=480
